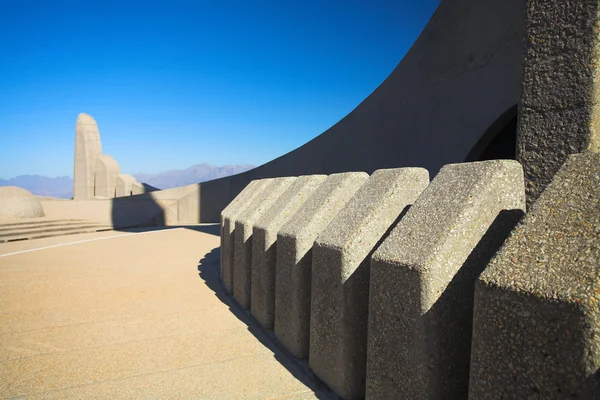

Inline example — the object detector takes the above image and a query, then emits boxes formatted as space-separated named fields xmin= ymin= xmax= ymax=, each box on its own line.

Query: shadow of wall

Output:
xmin=110 ymin=193 xmax=166 ymax=230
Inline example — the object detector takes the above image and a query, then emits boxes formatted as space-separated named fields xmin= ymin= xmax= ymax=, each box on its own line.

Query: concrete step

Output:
xmin=0 ymin=225 xmax=114 ymax=243
xmin=0 ymin=222 xmax=112 ymax=237
xmin=0 ymin=219 xmax=89 ymax=229
xmin=0 ymin=220 xmax=104 ymax=233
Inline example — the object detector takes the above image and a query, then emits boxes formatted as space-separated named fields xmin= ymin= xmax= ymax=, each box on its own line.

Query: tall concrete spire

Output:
xmin=73 ymin=113 xmax=102 ymax=200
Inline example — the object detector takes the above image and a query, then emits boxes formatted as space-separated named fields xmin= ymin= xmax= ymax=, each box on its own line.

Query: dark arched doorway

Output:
xmin=465 ymin=105 xmax=518 ymax=162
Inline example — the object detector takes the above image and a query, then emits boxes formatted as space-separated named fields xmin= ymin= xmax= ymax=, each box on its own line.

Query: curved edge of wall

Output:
xmin=160 ymin=0 xmax=527 ymax=223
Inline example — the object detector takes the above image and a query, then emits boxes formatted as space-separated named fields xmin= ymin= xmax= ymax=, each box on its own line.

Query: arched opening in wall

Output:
xmin=465 ymin=105 xmax=518 ymax=162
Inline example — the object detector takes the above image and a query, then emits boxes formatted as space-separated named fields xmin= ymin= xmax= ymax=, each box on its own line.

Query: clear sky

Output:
xmin=0 ymin=0 xmax=441 ymax=179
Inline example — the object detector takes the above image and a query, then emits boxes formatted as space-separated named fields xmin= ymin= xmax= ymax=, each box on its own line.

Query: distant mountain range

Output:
xmin=133 ymin=163 xmax=255 ymax=190
xmin=0 ymin=175 xmax=74 ymax=199
xmin=0 ymin=164 xmax=255 ymax=199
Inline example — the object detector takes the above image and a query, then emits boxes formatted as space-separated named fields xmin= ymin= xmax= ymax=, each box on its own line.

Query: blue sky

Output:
xmin=0 ymin=0 xmax=440 ymax=179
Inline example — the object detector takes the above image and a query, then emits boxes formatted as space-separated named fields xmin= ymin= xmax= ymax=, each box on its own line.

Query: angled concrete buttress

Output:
xmin=233 ymin=177 xmax=297 ymax=309
xmin=73 ymin=113 xmax=102 ymax=200
xmin=366 ymin=160 xmax=525 ymax=399
xmin=274 ymin=172 xmax=368 ymax=359
xmin=251 ymin=175 xmax=327 ymax=329
xmin=309 ymin=168 xmax=429 ymax=399
xmin=220 ymin=179 xmax=273 ymax=294
xmin=469 ymin=153 xmax=600 ymax=399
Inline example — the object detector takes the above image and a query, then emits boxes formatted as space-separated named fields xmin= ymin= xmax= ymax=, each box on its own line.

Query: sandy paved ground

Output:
xmin=0 ymin=226 xmax=324 ymax=399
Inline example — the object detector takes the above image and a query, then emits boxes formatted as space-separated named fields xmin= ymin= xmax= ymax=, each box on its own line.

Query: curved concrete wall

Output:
xmin=191 ymin=0 xmax=525 ymax=221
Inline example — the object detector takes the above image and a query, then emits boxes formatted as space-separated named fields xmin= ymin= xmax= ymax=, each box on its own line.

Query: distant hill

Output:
xmin=133 ymin=163 xmax=255 ymax=190
xmin=0 ymin=164 xmax=255 ymax=198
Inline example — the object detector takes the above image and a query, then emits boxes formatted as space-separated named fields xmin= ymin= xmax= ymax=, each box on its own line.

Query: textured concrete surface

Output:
xmin=274 ymin=172 xmax=368 ymax=359
xmin=470 ymin=153 xmax=600 ymax=399
xmin=73 ymin=113 xmax=102 ymax=200
xmin=367 ymin=161 xmax=525 ymax=399
xmin=251 ymin=175 xmax=327 ymax=329
xmin=186 ymin=0 xmax=525 ymax=222
xmin=115 ymin=174 xmax=136 ymax=197
xmin=0 ymin=186 xmax=45 ymax=219
xmin=94 ymin=154 xmax=121 ymax=198
xmin=309 ymin=168 xmax=429 ymax=399
xmin=221 ymin=179 xmax=273 ymax=294
xmin=233 ymin=177 xmax=296 ymax=309
xmin=517 ymin=0 xmax=600 ymax=206
xmin=0 ymin=227 xmax=322 ymax=399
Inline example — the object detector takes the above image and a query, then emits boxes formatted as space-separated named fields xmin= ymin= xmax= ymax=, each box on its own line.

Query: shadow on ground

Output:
xmin=123 ymin=224 xmax=220 ymax=236
xmin=197 ymin=247 xmax=335 ymax=400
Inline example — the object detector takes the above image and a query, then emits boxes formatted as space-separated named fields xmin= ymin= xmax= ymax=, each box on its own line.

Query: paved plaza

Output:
xmin=0 ymin=226 xmax=324 ymax=399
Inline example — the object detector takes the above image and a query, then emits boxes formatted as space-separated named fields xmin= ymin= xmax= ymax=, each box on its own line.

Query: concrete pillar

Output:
xmin=469 ymin=153 xmax=600 ymax=399
xmin=220 ymin=179 xmax=273 ymax=294
xmin=274 ymin=172 xmax=368 ymax=359
xmin=251 ymin=175 xmax=327 ymax=329
xmin=116 ymin=174 xmax=137 ymax=197
xmin=132 ymin=182 xmax=145 ymax=195
xmin=309 ymin=168 xmax=429 ymax=400
xmin=73 ymin=113 xmax=102 ymax=200
xmin=517 ymin=0 xmax=600 ymax=206
xmin=94 ymin=154 xmax=121 ymax=198
xmin=366 ymin=160 xmax=525 ymax=399
xmin=233 ymin=177 xmax=297 ymax=309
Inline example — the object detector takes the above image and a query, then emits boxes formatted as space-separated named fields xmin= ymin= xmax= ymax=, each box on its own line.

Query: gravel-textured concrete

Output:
xmin=0 ymin=227 xmax=322 ymax=399
xmin=470 ymin=153 xmax=600 ymax=399
xmin=517 ymin=0 xmax=600 ymax=206
xmin=366 ymin=160 xmax=525 ymax=400
xmin=251 ymin=175 xmax=327 ymax=329
xmin=274 ymin=172 xmax=368 ymax=359
xmin=309 ymin=168 xmax=429 ymax=399
xmin=233 ymin=177 xmax=297 ymax=309
xmin=220 ymin=179 xmax=273 ymax=294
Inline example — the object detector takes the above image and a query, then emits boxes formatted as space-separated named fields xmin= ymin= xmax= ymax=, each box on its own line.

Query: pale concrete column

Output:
xmin=132 ymin=182 xmax=145 ymax=195
xmin=220 ymin=179 xmax=273 ymax=294
xmin=470 ymin=153 xmax=600 ymax=399
xmin=73 ymin=113 xmax=102 ymax=200
xmin=116 ymin=174 xmax=137 ymax=197
xmin=309 ymin=167 xmax=429 ymax=400
xmin=251 ymin=175 xmax=327 ymax=329
xmin=233 ymin=177 xmax=296 ymax=310
xmin=366 ymin=160 xmax=525 ymax=399
xmin=274 ymin=172 xmax=368 ymax=359
xmin=517 ymin=0 xmax=600 ymax=206
xmin=94 ymin=154 xmax=121 ymax=198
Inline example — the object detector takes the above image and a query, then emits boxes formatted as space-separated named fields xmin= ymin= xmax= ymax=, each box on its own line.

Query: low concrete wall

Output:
xmin=218 ymin=155 xmax=598 ymax=398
